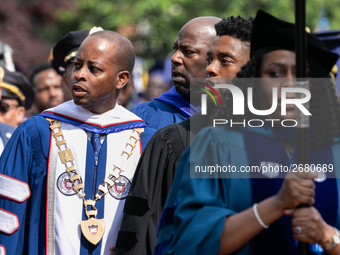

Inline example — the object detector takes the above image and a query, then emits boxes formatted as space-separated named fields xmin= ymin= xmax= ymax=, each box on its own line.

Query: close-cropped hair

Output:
xmin=89 ymin=31 xmax=135 ymax=74
xmin=29 ymin=61 xmax=53 ymax=87
xmin=214 ymin=16 xmax=254 ymax=43
xmin=210 ymin=55 xmax=340 ymax=146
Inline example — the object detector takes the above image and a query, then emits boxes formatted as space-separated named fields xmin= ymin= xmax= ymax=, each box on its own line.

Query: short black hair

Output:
xmin=29 ymin=61 xmax=53 ymax=87
xmin=215 ymin=16 xmax=254 ymax=44
xmin=89 ymin=31 xmax=135 ymax=74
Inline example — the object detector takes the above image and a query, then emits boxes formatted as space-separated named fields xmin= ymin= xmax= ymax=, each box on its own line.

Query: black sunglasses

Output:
xmin=0 ymin=101 xmax=19 ymax=114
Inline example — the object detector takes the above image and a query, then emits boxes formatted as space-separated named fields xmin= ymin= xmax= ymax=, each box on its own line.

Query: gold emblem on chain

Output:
xmin=46 ymin=118 xmax=144 ymax=245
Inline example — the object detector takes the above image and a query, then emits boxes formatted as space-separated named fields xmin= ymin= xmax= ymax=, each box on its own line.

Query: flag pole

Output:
xmin=295 ymin=0 xmax=310 ymax=254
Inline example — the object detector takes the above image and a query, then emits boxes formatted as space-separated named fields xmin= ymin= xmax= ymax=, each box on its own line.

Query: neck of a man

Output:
xmin=84 ymin=104 xmax=116 ymax=115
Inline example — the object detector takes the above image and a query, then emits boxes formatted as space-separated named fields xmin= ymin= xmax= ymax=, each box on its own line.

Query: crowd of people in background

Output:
xmin=0 ymin=8 xmax=340 ymax=255
xmin=0 ymin=28 xmax=172 ymax=127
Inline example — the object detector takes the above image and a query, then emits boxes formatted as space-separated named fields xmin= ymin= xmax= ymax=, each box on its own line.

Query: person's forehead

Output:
xmin=35 ymin=68 xmax=60 ymax=84
xmin=37 ymin=68 xmax=58 ymax=78
xmin=75 ymin=38 xmax=119 ymax=70
xmin=211 ymin=36 xmax=247 ymax=54
xmin=77 ymin=36 xmax=117 ymax=58
xmin=176 ymin=24 xmax=215 ymax=47
xmin=262 ymin=50 xmax=296 ymax=65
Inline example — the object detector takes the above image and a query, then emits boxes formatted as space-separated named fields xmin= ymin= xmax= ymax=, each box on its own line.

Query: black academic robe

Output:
xmin=116 ymin=113 xmax=209 ymax=255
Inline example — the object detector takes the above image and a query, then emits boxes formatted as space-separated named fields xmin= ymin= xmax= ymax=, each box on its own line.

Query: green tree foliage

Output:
xmin=53 ymin=0 xmax=340 ymax=66
xmin=2 ymin=0 xmax=340 ymax=70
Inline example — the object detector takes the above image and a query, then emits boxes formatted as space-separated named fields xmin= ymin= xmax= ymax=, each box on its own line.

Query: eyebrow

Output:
xmin=74 ymin=58 xmax=101 ymax=66
xmin=179 ymin=43 xmax=194 ymax=48
xmin=219 ymin=52 xmax=235 ymax=59
xmin=88 ymin=61 xmax=102 ymax=66
xmin=267 ymin=63 xmax=289 ymax=68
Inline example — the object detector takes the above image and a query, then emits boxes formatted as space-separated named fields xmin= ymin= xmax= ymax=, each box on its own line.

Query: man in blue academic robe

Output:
xmin=130 ymin=17 xmax=221 ymax=130
xmin=0 ymin=30 xmax=155 ymax=255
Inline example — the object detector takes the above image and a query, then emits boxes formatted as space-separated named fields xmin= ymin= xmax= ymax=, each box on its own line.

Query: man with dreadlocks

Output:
xmin=115 ymin=16 xmax=253 ymax=255
xmin=157 ymin=10 xmax=340 ymax=255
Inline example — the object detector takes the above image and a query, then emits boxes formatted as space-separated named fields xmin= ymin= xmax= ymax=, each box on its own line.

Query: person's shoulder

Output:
xmin=1 ymin=116 xmax=51 ymax=159
xmin=131 ymin=99 xmax=181 ymax=115
xmin=0 ymin=122 xmax=15 ymax=133
xmin=129 ymin=101 xmax=159 ymax=126
xmin=16 ymin=116 xmax=52 ymax=140
xmin=141 ymin=125 xmax=156 ymax=139
xmin=176 ymin=113 xmax=211 ymax=137
xmin=161 ymin=122 xmax=186 ymax=136
xmin=130 ymin=100 xmax=182 ymax=130
xmin=30 ymin=115 xmax=52 ymax=128
xmin=15 ymin=116 xmax=44 ymax=130
xmin=195 ymin=126 xmax=228 ymax=140
xmin=192 ymin=126 xmax=244 ymax=149
xmin=173 ymin=117 xmax=190 ymax=132
xmin=130 ymin=100 xmax=157 ymax=114
xmin=148 ymin=121 xmax=189 ymax=145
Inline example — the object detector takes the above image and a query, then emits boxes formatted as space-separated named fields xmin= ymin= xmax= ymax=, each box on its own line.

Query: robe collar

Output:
xmin=154 ymin=87 xmax=200 ymax=117
xmin=40 ymin=100 xmax=147 ymax=134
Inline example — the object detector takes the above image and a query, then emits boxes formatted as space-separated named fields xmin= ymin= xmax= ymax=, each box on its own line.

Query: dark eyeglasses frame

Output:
xmin=0 ymin=101 xmax=19 ymax=114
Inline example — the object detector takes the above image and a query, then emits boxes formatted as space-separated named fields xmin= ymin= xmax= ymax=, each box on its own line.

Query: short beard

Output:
xmin=174 ymin=83 xmax=190 ymax=100
xmin=174 ymin=85 xmax=203 ymax=104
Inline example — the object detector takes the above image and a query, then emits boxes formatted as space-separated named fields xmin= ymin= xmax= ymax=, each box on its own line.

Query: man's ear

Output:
xmin=116 ymin=71 xmax=130 ymax=90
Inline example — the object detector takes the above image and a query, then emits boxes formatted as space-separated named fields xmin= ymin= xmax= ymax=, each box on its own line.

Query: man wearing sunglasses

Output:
xmin=0 ymin=67 xmax=34 ymax=155
xmin=0 ymin=67 xmax=34 ymax=128
xmin=0 ymin=98 xmax=25 ymax=128
xmin=0 ymin=100 xmax=14 ymax=155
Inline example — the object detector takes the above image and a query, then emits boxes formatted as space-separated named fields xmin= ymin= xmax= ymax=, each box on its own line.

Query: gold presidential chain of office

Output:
xmin=46 ymin=117 xmax=144 ymax=245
